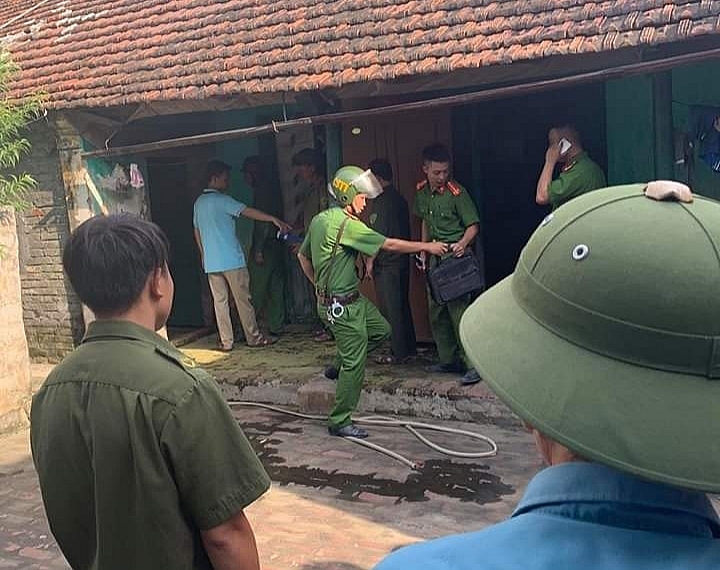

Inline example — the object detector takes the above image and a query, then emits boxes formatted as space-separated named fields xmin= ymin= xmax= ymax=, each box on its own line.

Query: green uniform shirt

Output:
xmin=369 ymin=185 xmax=411 ymax=268
xmin=30 ymin=320 xmax=270 ymax=570
xmin=300 ymin=207 xmax=386 ymax=296
xmin=414 ymin=180 xmax=480 ymax=243
xmin=549 ymin=152 xmax=607 ymax=209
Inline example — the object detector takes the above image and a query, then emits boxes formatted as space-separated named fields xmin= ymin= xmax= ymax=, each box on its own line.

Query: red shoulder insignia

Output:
xmin=416 ymin=180 xmax=427 ymax=192
xmin=446 ymin=180 xmax=462 ymax=196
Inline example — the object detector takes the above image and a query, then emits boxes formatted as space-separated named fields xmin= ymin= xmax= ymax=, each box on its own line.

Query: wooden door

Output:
xmin=341 ymin=109 xmax=452 ymax=342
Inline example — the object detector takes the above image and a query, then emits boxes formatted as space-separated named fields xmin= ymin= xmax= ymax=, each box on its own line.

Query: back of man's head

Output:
xmin=291 ymin=148 xmax=323 ymax=173
xmin=369 ymin=159 xmax=393 ymax=185
xmin=551 ymin=124 xmax=582 ymax=147
xmin=62 ymin=215 xmax=170 ymax=318
xmin=205 ymin=159 xmax=231 ymax=186
xmin=422 ymin=143 xmax=451 ymax=165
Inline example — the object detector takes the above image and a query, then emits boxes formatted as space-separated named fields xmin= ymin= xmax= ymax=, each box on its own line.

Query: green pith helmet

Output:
xmin=460 ymin=183 xmax=720 ymax=493
xmin=328 ymin=165 xmax=384 ymax=206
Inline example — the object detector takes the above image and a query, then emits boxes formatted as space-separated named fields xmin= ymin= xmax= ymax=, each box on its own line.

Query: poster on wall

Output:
xmin=84 ymin=158 xmax=149 ymax=218
xmin=688 ymin=106 xmax=720 ymax=173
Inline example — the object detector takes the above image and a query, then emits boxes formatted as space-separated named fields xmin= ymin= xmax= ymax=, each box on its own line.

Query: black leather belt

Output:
xmin=318 ymin=291 xmax=359 ymax=307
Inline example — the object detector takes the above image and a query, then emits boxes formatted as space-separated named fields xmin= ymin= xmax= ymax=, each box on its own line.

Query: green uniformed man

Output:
xmin=366 ymin=158 xmax=417 ymax=364
xmin=31 ymin=215 xmax=270 ymax=570
xmin=415 ymin=143 xmax=482 ymax=385
xmin=244 ymin=156 xmax=286 ymax=336
xmin=535 ymin=125 xmax=606 ymax=209
xmin=298 ymin=166 xmax=447 ymax=438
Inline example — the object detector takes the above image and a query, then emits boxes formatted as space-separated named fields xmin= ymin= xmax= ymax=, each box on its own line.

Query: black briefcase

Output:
xmin=427 ymin=253 xmax=485 ymax=304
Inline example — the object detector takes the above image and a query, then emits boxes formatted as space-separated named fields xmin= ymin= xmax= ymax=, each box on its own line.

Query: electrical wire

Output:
xmin=228 ymin=401 xmax=498 ymax=471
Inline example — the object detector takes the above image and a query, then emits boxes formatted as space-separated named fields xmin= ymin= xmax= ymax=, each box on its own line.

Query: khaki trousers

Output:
xmin=208 ymin=268 xmax=262 ymax=349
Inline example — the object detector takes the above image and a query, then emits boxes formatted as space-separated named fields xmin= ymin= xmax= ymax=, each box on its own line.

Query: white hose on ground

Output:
xmin=228 ymin=401 xmax=498 ymax=471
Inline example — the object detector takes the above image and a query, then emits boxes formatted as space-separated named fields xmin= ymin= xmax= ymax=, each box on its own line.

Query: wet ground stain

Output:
xmin=239 ymin=417 xmax=515 ymax=505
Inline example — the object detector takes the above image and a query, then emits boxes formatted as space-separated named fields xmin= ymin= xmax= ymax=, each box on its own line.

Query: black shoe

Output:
xmin=324 ymin=365 xmax=339 ymax=380
xmin=328 ymin=424 xmax=368 ymax=438
xmin=460 ymin=369 xmax=482 ymax=386
xmin=426 ymin=362 xmax=465 ymax=374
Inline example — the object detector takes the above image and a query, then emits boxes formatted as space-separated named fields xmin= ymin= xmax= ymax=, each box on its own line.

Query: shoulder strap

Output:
xmin=318 ymin=216 xmax=350 ymax=296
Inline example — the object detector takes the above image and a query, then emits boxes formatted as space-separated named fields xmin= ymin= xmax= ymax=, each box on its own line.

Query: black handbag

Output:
xmin=427 ymin=252 xmax=485 ymax=304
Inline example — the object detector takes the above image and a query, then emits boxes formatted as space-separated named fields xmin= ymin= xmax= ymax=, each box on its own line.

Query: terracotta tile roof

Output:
xmin=1 ymin=0 xmax=719 ymax=109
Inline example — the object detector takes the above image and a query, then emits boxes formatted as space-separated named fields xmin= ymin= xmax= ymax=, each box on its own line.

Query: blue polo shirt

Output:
xmin=375 ymin=462 xmax=720 ymax=570
xmin=193 ymin=189 xmax=247 ymax=274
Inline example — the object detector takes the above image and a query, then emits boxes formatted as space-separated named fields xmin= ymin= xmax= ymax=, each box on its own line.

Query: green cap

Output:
xmin=460 ymin=184 xmax=720 ymax=492
xmin=329 ymin=165 xmax=383 ymax=206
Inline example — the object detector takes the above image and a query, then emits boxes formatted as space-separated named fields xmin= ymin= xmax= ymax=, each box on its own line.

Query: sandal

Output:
xmin=248 ymin=335 xmax=278 ymax=348
xmin=374 ymin=354 xmax=397 ymax=365
xmin=313 ymin=330 xmax=333 ymax=342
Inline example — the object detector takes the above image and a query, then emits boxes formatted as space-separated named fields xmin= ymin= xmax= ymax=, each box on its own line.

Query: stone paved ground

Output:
xmin=0 ymin=407 xmax=541 ymax=570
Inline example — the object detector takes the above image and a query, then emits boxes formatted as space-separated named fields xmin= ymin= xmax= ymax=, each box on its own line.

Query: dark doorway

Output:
xmin=454 ymin=82 xmax=608 ymax=286
xmin=147 ymin=159 xmax=205 ymax=327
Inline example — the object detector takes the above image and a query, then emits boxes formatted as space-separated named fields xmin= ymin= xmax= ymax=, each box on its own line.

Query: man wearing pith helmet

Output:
xmin=376 ymin=181 xmax=720 ymax=569
xmin=298 ymin=166 xmax=447 ymax=438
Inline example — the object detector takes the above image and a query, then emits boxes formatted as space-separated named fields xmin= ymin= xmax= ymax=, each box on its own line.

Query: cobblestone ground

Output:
xmin=0 ymin=408 xmax=540 ymax=570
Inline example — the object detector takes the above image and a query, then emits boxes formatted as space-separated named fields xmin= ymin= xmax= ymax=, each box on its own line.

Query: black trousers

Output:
xmin=374 ymin=260 xmax=417 ymax=360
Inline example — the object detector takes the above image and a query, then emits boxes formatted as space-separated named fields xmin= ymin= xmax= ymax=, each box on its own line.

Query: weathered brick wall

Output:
xmin=16 ymin=120 xmax=84 ymax=362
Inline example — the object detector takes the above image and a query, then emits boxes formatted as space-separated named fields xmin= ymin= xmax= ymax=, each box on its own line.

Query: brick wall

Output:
xmin=16 ymin=120 xmax=84 ymax=362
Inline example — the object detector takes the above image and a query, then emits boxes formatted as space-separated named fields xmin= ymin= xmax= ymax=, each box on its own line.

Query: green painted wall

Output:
xmin=605 ymin=75 xmax=656 ymax=185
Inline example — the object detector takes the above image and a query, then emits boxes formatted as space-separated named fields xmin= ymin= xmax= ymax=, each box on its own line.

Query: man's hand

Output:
xmin=254 ymin=250 xmax=265 ymax=265
xmin=545 ymin=142 xmax=561 ymax=165
xmin=364 ymin=258 xmax=374 ymax=281
xmin=425 ymin=242 xmax=448 ymax=257
xmin=450 ymin=242 xmax=466 ymax=258
xmin=273 ymin=218 xmax=293 ymax=234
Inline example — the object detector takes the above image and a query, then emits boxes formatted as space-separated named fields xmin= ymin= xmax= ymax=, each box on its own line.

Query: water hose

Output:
xmin=228 ymin=401 xmax=498 ymax=471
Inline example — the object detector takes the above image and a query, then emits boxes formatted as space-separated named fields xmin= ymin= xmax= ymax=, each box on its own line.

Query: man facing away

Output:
xmin=535 ymin=124 xmax=606 ymax=209
xmin=376 ymin=182 xmax=720 ymax=570
xmin=31 ymin=215 xmax=271 ymax=570
xmin=366 ymin=158 xmax=417 ymax=365
xmin=193 ymin=159 xmax=292 ymax=350
xmin=415 ymin=143 xmax=482 ymax=385
xmin=297 ymin=166 xmax=447 ymax=438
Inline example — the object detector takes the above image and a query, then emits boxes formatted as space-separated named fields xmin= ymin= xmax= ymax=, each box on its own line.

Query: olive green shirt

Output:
xmin=414 ymin=180 xmax=480 ymax=243
xmin=30 ymin=320 xmax=270 ymax=570
xmin=549 ymin=152 xmax=607 ymax=209
xmin=300 ymin=207 xmax=386 ymax=296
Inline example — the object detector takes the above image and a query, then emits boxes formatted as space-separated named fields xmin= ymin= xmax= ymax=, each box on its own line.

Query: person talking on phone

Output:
xmin=536 ymin=125 xmax=606 ymax=210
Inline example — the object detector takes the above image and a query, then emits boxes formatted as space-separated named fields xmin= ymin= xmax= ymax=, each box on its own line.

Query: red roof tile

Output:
xmin=1 ymin=0 xmax=719 ymax=109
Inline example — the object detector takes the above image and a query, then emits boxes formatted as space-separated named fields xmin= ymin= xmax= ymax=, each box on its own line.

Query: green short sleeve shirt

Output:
xmin=30 ymin=320 xmax=271 ymax=570
xmin=549 ymin=152 xmax=607 ymax=209
xmin=300 ymin=207 xmax=386 ymax=296
xmin=414 ymin=180 xmax=480 ymax=243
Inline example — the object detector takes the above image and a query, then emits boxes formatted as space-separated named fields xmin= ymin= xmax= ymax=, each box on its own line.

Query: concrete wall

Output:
xmin=0 ymin=208 xmax=31 ymax=433
xmin=16 ymin=120 xmax=84 ymax=362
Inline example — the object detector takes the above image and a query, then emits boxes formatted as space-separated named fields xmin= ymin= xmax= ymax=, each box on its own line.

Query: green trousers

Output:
xmin=427 ymin=289 xmax=473 ymax=369
xmin=248 ymin=243 xmax=286 ymax=334
xmin=321 ymin=296 xmax=390 ymax=429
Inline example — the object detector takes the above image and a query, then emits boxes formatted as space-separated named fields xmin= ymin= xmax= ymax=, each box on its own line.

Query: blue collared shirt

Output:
xmin=375 ymin=463 xmax=720 ymax=570
xmin=193 ymin=189 xmax=247 ymax=273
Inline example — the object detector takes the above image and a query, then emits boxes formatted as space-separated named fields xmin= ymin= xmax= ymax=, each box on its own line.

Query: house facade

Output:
xmin=2 ymin=0 xmax=719 ymax=361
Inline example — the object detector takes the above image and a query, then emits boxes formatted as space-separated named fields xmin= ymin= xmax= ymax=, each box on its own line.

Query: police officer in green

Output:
xmin=298 ymin=166 xmax=447 ymax=438
xmin=245 ymin=156 xmax=286 ymax=336
xmin=536 ymin=125 xmax=606 ymax=209
xmin=31 ymin=215 xmax=270 ymax=570
xmin=415 ymin=143 xmax=482 ymax=385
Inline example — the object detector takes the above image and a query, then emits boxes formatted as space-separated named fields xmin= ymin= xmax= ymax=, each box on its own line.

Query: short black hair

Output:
xmin=62 ymin=215 xmax=170 ymax=317
xmin=291 ymin=148 xmax=323 ymax=171
xmin=369 ymin=159 xmax=393 ymax=183
xmin=205 ymin=159 xmax=231 ymax=185
xmin=422 ymin=143 xmax=451 ymax=164
xmin=553 ymin=124 xmax=582 ymax=145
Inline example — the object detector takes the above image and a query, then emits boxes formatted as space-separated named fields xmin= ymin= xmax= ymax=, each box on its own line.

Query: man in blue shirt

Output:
xmin=376 ymin=182 xmax=720 ymax=570
xmin=194 ymin=160 xmax=291 ymax=351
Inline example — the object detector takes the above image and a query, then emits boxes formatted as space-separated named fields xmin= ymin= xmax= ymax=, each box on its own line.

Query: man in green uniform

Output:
xmin=244 ymin=156 xmax=286 ymax=336
xmin=536 ymin=125 xmax=606 ymax=209
xmin=415 ymin=143 xmax=482 ymax=386
xmin=298 ymin=166 xmax=447 ymax=438
xmin=31 ymin=215 xmax=270 ymax=570
xmin=366 ymin=158 xmax=417 ymax=364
